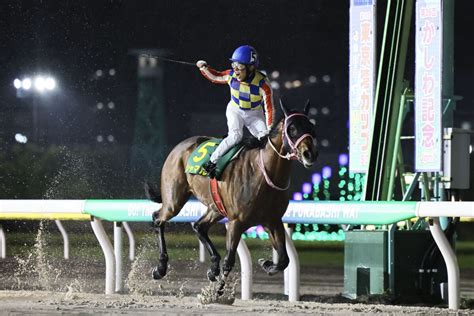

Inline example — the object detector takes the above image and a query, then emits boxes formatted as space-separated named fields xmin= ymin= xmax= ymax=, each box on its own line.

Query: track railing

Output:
xmin=1 ymin=199 xmax=473 ymax=310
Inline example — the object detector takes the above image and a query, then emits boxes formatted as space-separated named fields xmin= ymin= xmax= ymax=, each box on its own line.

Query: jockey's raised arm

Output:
xmin=197 ymin=63 xmax=231 ymax=84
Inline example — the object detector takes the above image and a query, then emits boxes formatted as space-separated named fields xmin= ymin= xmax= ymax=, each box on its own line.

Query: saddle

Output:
xmin=185 ymin=138 xmax=244 ymax=180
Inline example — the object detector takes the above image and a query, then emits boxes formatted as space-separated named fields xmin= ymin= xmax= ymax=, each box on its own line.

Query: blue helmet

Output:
xmin=229 ymin=45 xmax=259 ymax=67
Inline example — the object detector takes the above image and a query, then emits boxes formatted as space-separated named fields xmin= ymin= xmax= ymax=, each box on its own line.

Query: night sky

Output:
xmin=0 ymin=0 xmax=472 ymax=160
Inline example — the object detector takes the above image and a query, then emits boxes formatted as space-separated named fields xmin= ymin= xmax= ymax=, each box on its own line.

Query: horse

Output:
xmin=146 ymin=100 xmax=319 ymax=292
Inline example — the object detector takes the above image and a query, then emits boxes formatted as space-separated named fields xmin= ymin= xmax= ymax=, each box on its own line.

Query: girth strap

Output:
xmin=209 ymin=178 xmax=228 ymax=217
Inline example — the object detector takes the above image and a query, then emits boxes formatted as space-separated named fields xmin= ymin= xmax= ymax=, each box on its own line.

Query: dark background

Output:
xmin=0 ymin=0 xmax=472 ymax=199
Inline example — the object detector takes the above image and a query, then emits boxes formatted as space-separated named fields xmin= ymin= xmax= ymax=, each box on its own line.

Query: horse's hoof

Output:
xmin=258 ymin=258 xmax=272 ymax=269
xmin=207 ymin=268 xmax=218 ymax=282
xmin=217 ymin=279 xmax=226 ymax=296
xmin=258 ymin=258 xmax=279 ymax=275
xmin=152 ymin=266 xmax=166 ymax=280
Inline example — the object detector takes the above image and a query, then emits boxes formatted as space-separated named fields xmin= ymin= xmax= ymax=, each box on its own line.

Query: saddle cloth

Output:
xmin=185 ymin=138 xmax=244 ymax=180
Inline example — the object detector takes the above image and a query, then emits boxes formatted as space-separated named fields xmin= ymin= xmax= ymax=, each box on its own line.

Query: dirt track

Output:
xmin=1 ymin=254 xmax=474 ymax=315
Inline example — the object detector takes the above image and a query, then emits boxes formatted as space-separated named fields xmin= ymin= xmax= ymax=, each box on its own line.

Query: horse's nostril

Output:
xmin=303 ymin=150 xmax=312 ymax=160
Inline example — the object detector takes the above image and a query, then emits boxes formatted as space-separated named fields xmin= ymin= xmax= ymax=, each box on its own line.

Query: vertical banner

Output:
xmin=349 ymin=0 xmax=376 ymax=173
xmin=415 ymin=0 xmax=443 ymax=171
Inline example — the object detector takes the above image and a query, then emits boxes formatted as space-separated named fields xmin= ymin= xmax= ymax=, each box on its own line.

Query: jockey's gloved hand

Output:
xmin=196 ymin=60 xmax=208 ymax=69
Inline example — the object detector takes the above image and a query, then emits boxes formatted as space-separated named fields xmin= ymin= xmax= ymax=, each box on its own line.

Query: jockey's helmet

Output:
xmin=229 ymin=45 xmax=259 ymax=67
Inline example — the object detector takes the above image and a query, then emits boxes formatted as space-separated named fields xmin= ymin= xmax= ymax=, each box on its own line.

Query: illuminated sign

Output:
xmin=349 ymin=0 xmax=376 ymax=173
xmin=415 ymin=0 xmax=443 ymax=171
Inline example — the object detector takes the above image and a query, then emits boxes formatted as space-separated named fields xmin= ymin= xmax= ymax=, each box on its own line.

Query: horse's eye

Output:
xmin=288 ymin=125 xmax=298 ymax=137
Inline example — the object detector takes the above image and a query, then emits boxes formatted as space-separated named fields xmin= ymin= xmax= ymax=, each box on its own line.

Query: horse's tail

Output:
xmin=144 ymin=181 xmax=162 ymax=203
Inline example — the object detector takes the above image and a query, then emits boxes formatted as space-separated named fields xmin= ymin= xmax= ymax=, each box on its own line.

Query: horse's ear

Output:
xmin=304 ymin=99 xmax=310 ymax=114
xmin=279 ymin=99 xmax=289 ymax=117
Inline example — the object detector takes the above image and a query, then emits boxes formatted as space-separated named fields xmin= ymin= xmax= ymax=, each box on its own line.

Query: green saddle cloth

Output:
xmin=185 ymin=138 xmax=244 ymax=179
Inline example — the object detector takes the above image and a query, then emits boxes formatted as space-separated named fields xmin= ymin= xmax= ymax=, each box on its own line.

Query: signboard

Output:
xmin=415 ymin=0 xmax=443 ymax=171
xmin=349 ymin=0 xmax=376 ymax=173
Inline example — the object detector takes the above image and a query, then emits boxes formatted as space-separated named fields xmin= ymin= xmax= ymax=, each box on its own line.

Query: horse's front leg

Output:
xmin=259 ymin=221 xmax=289 ymax=275
xmin=152 ymin=210 xmax=169 ymax=279
xmin=217 ymin=220 xmax=246 ymax=294
xmin=192 ymin=209 xmax=224 ymax=282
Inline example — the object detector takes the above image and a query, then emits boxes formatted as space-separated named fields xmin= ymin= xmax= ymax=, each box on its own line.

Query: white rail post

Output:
xmin=237 ymin=237 xmax=253 ymax=300
xmin=272 ymin=248 xmax=278 ymax=264
xmin=54 ymin=220 xmax=69 ymax=260
xmin=199 ymin=241 xmax=206 ymax=263
xmin=0 ymin=225 xmax=5 ymax=259
xmin=122 ymin=222 xmax=135 ymax=261
xmin=114 ymin=222 xmax=123 ymax=293
xmin=429 ymin=217 xmax=460 ymax=310
xmin=285 ymin=227 xmax=300 ymax=302
xmin=91 ymin=217 xmax=115 ymax=295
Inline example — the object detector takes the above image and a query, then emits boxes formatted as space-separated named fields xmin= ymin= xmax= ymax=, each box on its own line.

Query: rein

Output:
xmin=257 ymin=149 xmax=290 ymax=191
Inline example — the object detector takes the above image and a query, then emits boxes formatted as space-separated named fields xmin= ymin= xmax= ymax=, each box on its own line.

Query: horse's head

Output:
xmin=279 ymin=99 xmax=319 ymax=168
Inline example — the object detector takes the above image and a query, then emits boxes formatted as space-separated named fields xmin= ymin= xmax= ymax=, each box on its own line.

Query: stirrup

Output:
xmin=203 ymin=161 xmax=217 ymax=177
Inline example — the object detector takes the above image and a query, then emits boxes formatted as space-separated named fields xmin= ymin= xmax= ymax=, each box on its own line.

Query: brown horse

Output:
xmin=146 ymin=100 xmax=319 ymax=290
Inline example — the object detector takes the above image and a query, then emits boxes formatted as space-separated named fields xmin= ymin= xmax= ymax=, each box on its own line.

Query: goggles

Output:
xmin=231 ymin=62 xmax=247 ymax=71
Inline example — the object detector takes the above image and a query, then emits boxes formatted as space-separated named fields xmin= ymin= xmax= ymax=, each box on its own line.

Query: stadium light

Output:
xmin=14 ymin=75 xmax=57 ymax=94
xmin=14 ymin=133 xmax=28 ymax=144
xmin=21 ymin=78 xmax=32 ymax=90
xmin=13 ymin=79 xmax=22 ymax=89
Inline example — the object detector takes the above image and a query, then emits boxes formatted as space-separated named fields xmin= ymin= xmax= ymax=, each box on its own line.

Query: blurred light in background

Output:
xmin=338 ymin=153 xmax=349 ymax=166
xmin=270 ymin=81 xmax=280 ymax=90
xmin=293 ymin=192 xmax=303 ymax=201
xmin=13 ymin=79 xmax=22 ymax=89
xmin=14 ymin=75 xmax=56 ymax=93
xmin=312 ymin=173 xmax=322 ymax=185
xmin=322 ymin=166 xmax=332 ymax=179
xmin=302 ymin=182 xmax=312 ymax=194
xmin=320 ymin=139 xmax=329 ymax=147
xmin=21 ymin=78 xmax=32 ymax=90
xmin=14 ymin=133 xmax=28 ymax=144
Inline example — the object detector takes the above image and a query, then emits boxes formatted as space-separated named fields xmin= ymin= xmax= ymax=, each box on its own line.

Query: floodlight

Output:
xmin=45 ymin=77 xmax=56 ymax=90
xmin=22 ymin=78 xmax=32 ymax=90
xmin=13 ymin=79 xmax=22 ymax=89
xmin=34 ymin=76 xmax=46 ymax=92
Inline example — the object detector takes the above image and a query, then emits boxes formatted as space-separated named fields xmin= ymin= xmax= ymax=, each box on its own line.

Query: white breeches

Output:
xmin=210 ymin=102 xmax=268 ymax=163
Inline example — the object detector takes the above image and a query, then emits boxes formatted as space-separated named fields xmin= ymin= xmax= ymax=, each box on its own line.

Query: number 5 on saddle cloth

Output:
xmin=185 ymin=138 xmax=244 ymax=180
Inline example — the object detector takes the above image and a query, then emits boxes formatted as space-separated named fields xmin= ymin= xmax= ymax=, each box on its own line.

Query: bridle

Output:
xmin=257 ymin=112 xmax=314 ymax=191
xmin=268 ymin=113 xmax=314 ymax=161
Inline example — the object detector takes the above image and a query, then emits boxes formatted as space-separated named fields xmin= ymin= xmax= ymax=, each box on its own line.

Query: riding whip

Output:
xmin=140 ymin=53 xmax=196 ymax=66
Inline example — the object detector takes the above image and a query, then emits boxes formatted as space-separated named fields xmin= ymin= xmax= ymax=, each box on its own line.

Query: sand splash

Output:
xmin=13 ymin=221 xmax=62 ymax=291
xmin=197 ymin=275 xmax=238 ymax=305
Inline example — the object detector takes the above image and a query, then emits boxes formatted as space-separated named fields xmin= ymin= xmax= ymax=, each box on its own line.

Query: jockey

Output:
xmin=196 ymin=45 xmax=275 ymax=177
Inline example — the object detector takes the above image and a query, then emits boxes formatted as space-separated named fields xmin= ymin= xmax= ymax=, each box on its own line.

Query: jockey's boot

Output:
xmin=203 ymin=161 xmax=217 ymax=178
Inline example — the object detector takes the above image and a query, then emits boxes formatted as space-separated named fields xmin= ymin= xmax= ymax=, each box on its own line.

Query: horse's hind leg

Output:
xmin=152 ymin=214 xmax=169 ymax=280
xmin=258 ymin=221 xmax=289 ymax=275
xmin=192 ymin=208 xmax=224 ymax=282
xmin=151 ymin=192 xmax=191 ymax=280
